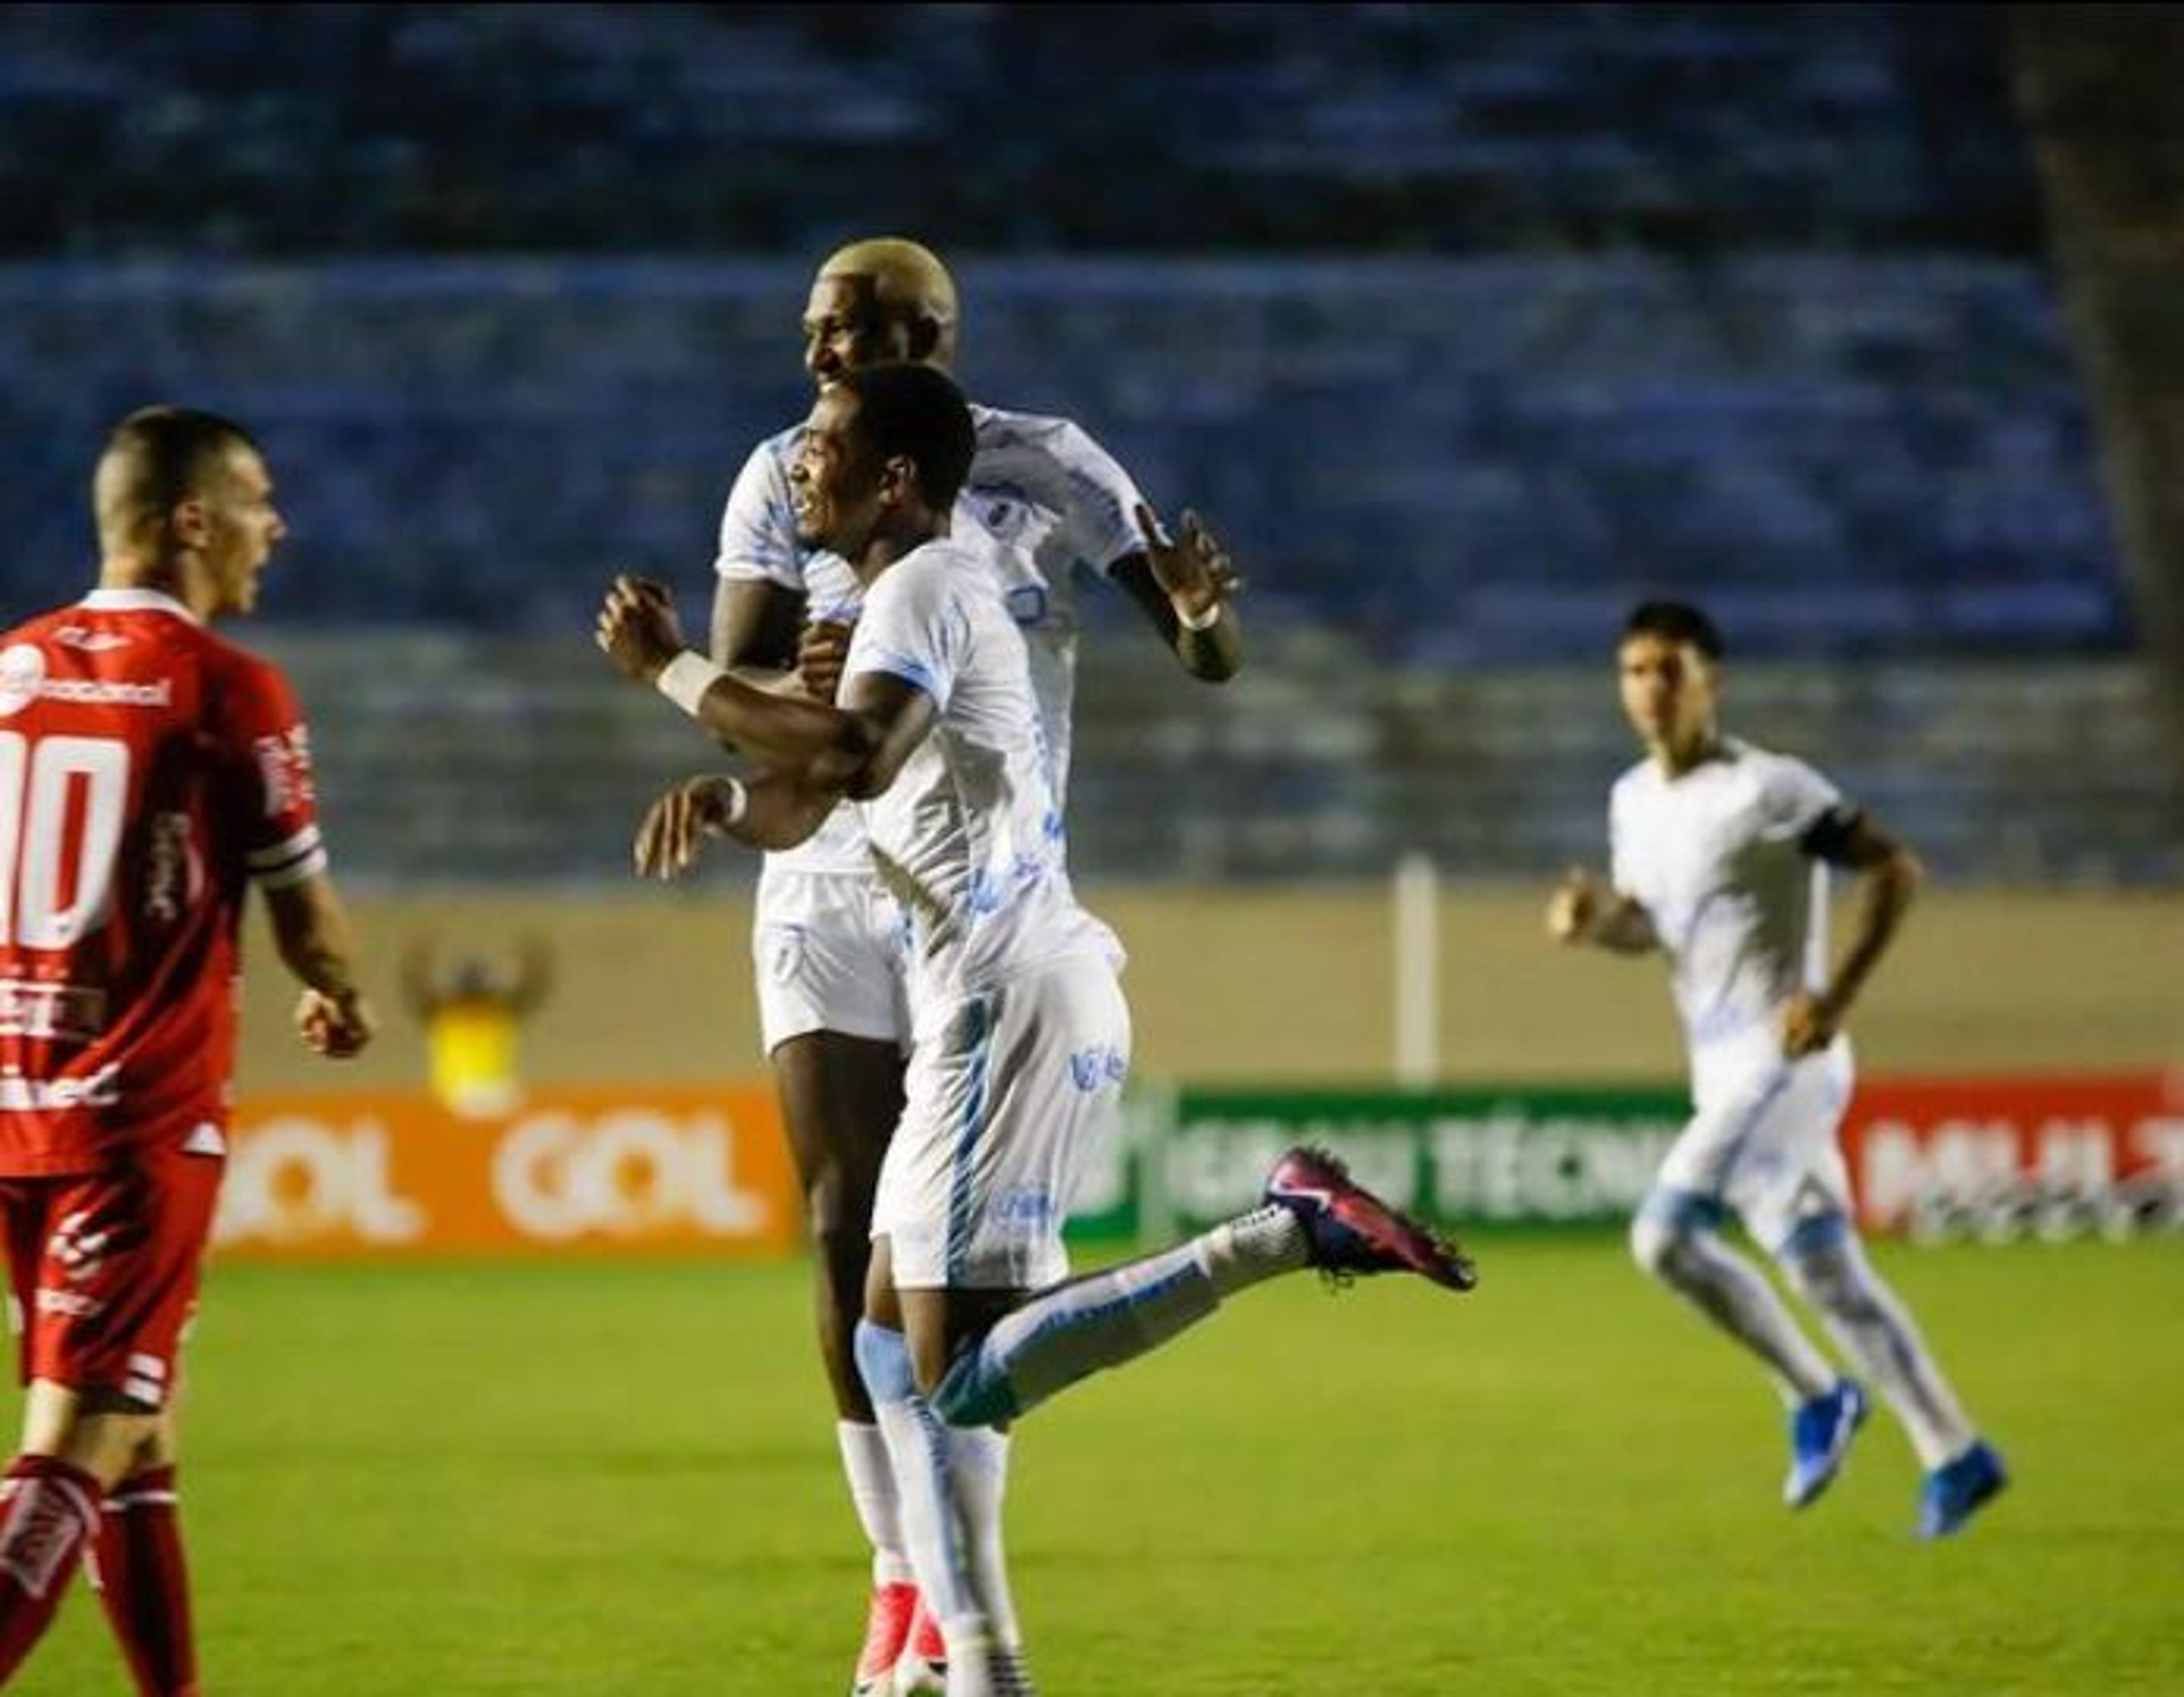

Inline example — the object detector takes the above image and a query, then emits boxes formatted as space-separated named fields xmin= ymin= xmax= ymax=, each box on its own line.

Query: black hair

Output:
xmin=1623 ymin=599 xmax=1724 ymax=661
xmin=833 ymin=363 xmax=977 ymax=510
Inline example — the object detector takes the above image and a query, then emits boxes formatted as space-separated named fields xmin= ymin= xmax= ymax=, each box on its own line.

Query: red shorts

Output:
xmin=0 ymin=1151 xmax=223 ymax=1408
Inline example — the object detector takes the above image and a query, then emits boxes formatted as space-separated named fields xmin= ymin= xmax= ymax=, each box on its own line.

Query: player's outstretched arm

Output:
xmin=1108 ymin=502 xmax=1244 ymax=684
xmin=1545 ymin=866 xmax=1659 ymax=955
xmin=1781 ymin=813 xmax=1922 ymax=1056
xmin=264 ymin=873 xmax=376 ymax=1058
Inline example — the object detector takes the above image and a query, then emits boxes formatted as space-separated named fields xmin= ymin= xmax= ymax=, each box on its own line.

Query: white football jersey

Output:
xmin=713 ymin=402 xmax=1147 ymax=875
xmin=842 ymin=536 xmax=1122 ymax=1037
xmin=1609 ymin=738 xmax=1851 ymax=1067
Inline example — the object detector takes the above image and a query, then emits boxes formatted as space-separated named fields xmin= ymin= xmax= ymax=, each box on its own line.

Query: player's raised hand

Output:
xmin=1135 ymin=502 xmax=1242 ymax=627
xmin=1546 ymin=866 xmax=1604 ymax=944
xmin=796 ymin=618 xmax=856 ymax=702
xmin=297 ymin=987 xmax=375 ymax=1058
xmin=634 ymin=775 xmax=741 ymax=880
xmin=595 ymin=574 xmax=685 ymax=683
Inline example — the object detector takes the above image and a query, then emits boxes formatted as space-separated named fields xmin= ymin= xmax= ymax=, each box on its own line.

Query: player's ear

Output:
xmin=903 ymin=313 xmax=943 ymax=364
xmin=878 ymin=453 xmax=917 ymax=508
xmin=167 ymin=495 xmax=212 ymax=549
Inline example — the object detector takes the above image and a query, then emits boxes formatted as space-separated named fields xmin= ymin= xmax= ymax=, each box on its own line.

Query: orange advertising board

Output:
xmin=213 ymin=1085 xmax=797 ymax=1259
xmin=1842 ymin=1071 xmax=2184 ymax=1235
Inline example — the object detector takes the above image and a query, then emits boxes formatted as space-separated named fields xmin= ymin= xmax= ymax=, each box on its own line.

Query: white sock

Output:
xmin=1784 ymin=1234 xmax=1978 ymax=1468
xmin=949 ymin=1424 xmax=1021 ymax=1650
xmin=836 ymin=1420 xmax=913 ymax=1587
xmin=931 ymin=1211 xmax=1310 ymax=1426
xmin=1635 ymin=1218 xmax=1836 ymax=1405
xmin=934 ymin=1244 xmax=1222 ymax=1425
xmin=1199 ymin=1203 xmax=1311 ymax=1297
xmin=856 ymin=1322 xmax=987 ymax=1641
xmin=872 ymin=1394 xmax=987 ymax=1639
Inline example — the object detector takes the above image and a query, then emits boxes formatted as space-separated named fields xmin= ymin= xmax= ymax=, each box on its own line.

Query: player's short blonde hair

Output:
xmin=817 ymin=237 xmax=959 ymax=360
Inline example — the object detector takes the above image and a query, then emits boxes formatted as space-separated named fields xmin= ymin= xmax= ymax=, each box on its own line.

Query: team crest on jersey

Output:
xmin=0 ymin=645 xmax=44 ymax=718
xmin=763 ymin=924 xmax=807 ymax=985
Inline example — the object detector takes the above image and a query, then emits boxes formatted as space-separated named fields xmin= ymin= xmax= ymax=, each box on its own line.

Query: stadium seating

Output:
xmin=0 ymin=255 xmax=2127 ymax=658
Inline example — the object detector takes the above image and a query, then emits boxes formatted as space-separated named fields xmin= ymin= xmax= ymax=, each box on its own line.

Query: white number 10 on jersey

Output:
xmin=0 ymin=732 xmax=130 ymax=949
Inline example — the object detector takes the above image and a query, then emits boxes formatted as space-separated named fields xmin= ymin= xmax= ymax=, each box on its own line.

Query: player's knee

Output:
xmin=1629 ymin=1212 xmax=1688 ymax=1281
xmin=1776 ymin=1215 xmax=1863 ymax=1311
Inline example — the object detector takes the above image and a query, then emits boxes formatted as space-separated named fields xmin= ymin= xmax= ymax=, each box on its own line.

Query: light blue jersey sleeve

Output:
xmin=844 ymin=549 xmax=971 ymax=711
xmin=713 ymin=435 xmax=804 ymax=591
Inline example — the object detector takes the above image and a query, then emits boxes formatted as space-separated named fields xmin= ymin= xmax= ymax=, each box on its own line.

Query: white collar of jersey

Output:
xmin=78 ymin=587 xmax=202 ymax=625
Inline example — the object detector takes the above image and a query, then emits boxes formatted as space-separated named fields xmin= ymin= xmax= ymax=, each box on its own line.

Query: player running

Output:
xmin=699 ymin=236 xmax=1242 ymax=1694
xmin=0 ymin=407 xmax=374 ymax=1692
xmin=1546 ymin=600 xmax=2005 ymax=1538
xmin=600 ymin=363 xmax=1473 ymax=1697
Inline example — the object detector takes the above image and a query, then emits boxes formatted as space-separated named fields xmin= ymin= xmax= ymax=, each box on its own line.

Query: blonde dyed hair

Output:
xmin=817 ymin=237 xmax=959 ymax=362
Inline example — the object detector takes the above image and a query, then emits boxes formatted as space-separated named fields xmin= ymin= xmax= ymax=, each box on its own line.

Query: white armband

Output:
xmin=1177 ymin=599 xmax=1223 ymax=634
xmin=657 ymin=651 xmax=727 ymax=717
xmin=719 ymin=776 xmax=750 ymax=828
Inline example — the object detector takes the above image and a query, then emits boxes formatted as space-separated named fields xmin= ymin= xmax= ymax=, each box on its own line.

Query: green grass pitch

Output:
xmin=10 ymin=1234 xmax=2182 ymax=1695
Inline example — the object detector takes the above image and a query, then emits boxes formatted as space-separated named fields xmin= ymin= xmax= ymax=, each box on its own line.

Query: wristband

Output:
xmin=1177 ymin=599 xmax=1223 ymax=634
xmin=719 ymin=776 xmax=750 ymax=829
xmin=657 ymin=651 xmax=727 ymax=717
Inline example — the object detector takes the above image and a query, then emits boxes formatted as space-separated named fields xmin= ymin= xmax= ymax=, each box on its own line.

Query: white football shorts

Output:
xmin=751 ymin=866 xmax=909 ymax=1053
xmin=874 ymin=951 xmax=1132 ymax=1291
xmin=1656 ymin=1027 xmax=1856 ymax=1253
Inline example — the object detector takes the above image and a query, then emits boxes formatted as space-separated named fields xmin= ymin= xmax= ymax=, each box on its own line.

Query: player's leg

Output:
xmin=0 ymin=1166 xmax=209 ymax=1688
xmin=91 ymin=1384 xmax=196 ymax=1695
xmin=0 ymin=1379 xmax=159 ymax=1679
xmin=921 ymin=962 xmax=1472 ymax=1429
xmin=1633 ymin=1075 xmax=1844 ymax=1443
xmin=755 ymin=875 xmax=924 ymax=1689
xmin=76 ymin=1151 xmax=217 ymax=1696
xmin=1748 ymin=1073 xmax=2004 ymax=1534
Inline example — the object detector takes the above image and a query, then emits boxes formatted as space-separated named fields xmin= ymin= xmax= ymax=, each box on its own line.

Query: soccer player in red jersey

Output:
xmin=0 ymin=407 xmax=374 ymax=1693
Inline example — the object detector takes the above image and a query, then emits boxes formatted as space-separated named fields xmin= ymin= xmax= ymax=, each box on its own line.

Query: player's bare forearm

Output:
xmin=1822 ymin=845 xmax=1921 ymax=1017
xmin=264 ymin=874 xmax=364 ymax=1000
xmin=689 ymin=672 xmax=883 ymax=780
xmin=712 ymin=575 xmax=804 ymax=672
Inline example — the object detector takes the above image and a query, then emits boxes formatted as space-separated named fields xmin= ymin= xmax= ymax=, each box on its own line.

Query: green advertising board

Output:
xmin=1068 ymin=1085 xmax=1692 ymax=1241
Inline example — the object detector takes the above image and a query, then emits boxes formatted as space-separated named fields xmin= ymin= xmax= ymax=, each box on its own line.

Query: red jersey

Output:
xmin=0 ymin=588 xmax=326 ymax=1176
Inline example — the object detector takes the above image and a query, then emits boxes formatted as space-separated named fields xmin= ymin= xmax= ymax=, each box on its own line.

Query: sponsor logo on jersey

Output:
xmin=0 ymin=1063 xmax=123 ymax=1112
xmin=252 ymin=727 xmax=316 ymax=817
xmin=34 ymin=676 xmax=172 ymax=708
xmin=0 ymin=979 xmax=106 ymax=1042
xmin=0 ymin=645 xmax=173 ymax=713
xmin=32 ymin=1286 xmax=102 ymax=1319
xmin=0 ymin=645 xmax=44 ymax=718
xmin=1069 ymin=1044 xmax=1129 ymax=1092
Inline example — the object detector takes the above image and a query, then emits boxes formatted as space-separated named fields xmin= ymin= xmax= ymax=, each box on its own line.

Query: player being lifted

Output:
xmin=600 ymin=364 xmax=1474 ymax=1697
xmin=697 ymin=236 xmax=1241 ymax=1694
xmin=1546 ymin=601 xmax=2005 ymax=1538
xmin=0 ymin=408 xmax=374 ymax=1692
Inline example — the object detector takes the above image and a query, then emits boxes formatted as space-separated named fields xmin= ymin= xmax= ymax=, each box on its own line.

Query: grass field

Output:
xmin=9 ymin=1232 xmax=2183 ymax=1695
